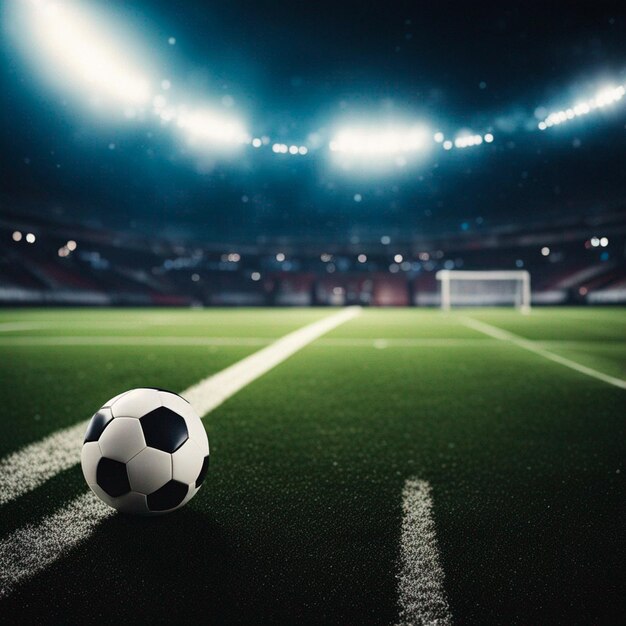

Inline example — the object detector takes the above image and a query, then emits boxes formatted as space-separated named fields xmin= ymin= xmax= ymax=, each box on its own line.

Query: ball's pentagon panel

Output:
xmin=111 ymin=387 xmax=162 ymax=419
xmin=96 ymin=457 xmax=130 ymax=497
xmin=140 ymin=406 xmax=188 ymax=453
xmin=159 ymin=391 xmax=207 ymax=449
xmin=83 ymin=408 xmax=113 ymax=443
xmin=97 ymin=417 xmax=146 ymax=463
xmin=126 ymin=446 xmax=172 ymax=494
xmin=146 ymin=480 xmax=189 ymax=512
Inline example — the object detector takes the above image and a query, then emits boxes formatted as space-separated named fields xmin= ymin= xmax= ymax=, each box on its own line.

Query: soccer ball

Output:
xmin=81 ymin=388 xmax=210 ymax=515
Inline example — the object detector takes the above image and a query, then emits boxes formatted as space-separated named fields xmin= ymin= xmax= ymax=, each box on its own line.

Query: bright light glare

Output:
xmin=329 ymin=125 xmax=429 ymax=156
xmin=454 ymin=134 xmax=483 ymax=149
xmin=539 ymin=84 xmax=626 ymax=129
xmin=177 ymin=109 xmax=249 ymax=146
xmin=25 ymin=0 xmax=152 ymax=106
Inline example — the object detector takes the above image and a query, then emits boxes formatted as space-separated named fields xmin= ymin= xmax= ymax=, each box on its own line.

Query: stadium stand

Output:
xmin=1 ymin=211 xmax=625 ymax=307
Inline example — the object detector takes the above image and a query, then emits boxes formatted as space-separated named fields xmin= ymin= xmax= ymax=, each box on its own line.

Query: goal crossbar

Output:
xmin=436 ymin=269 xmax=531 ymax=312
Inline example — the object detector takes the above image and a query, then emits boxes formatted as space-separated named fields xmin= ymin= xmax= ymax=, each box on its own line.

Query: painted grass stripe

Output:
xmin=0 ymin=492 xmax=113 ymax=600
xmin=0 ymin=307 xmax=361 ymax=597
xmin=461 ymin=316 xmax=626 ymax=390
xmin=397 ymin=478 xmax=451 ymax=626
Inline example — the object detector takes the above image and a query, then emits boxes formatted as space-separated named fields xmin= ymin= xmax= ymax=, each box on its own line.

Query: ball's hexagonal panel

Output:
xmin=96 ymin=457 xmax=130 ymax=497
xmin=147 ymin=480 xmax=189 ymax=512
xmin=126 ymin=447 xmax=172 ymax=494
xmin=185 ymin=415 xmax=209 ymax=456
xmin=111 ymin=388 xmax=162 ymax=419
xmin=171 ymin=439 xmax=205 ymax=484
xmin=158 ymin=390 xmax=191 ymax=415
xmin=154 ymin=389 xmax=188 ymax=400
xmin=98 ymin=417 xmax=146 ymax=463
xmin=83 ymin=408 xmax=113 ymax=443
xmin=81 ymin=441 xmax=102 ymax=485
xmin=140 ymin=406 xmax=188 ymax=453
xmin=102 ymin=390 xmax=130 ymax=408
xmin=115 ymin=491 xmax=149 ymax=515
xmin=195 ymin=455 xmax=210 ymax=488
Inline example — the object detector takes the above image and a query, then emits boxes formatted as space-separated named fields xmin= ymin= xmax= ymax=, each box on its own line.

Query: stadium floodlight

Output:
xmin=176 ymin=109 xmax=249 ymax=147
xmin=329 ymin=125 xmax=430 ymax=157
xmin=436 ymin=270 xmax=531 ymax=313
xmin=23 ymin=0 xmax=152 ymax=107
xmin=538 ymin=84 xmax=626 ymax=130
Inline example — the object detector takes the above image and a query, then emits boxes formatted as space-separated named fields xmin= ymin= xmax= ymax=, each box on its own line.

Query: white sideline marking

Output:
xmin=397 ymin=479 xmax=451 ymax=626
xmin=0 ymin=307 xmax=360 ymax=506
xmin=0 ymin=307 xmax=361 ymax=597
xmin=0 ymin=492 xmax=113 ymax=600
xmin=461 ymin=316 xmax=626 ymax=390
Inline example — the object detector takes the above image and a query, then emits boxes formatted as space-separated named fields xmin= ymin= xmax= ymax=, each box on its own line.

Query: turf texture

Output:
xmin=0 ymin=307 xmax=624 ymax=624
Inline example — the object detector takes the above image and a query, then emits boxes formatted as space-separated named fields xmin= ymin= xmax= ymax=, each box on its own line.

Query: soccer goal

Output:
xmin=436 ymin=270 xmax=531 ymax=312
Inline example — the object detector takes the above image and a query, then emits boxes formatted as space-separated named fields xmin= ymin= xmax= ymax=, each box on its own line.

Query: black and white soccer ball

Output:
xmin=81 ymin=388 xmax=209 ymax=515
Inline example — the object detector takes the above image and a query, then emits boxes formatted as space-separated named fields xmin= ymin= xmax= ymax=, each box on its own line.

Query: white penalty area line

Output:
xmin=461 ymin=316 xmax=626 ymax=391
xmin=397 ymin=478 xmax=451 ymax=626
xmin=0 ymin=307 xmax=361 ymax=598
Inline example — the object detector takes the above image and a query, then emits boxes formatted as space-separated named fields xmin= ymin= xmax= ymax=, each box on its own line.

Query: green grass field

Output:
xmin=0 ymin=307 xmax=624 ymax=624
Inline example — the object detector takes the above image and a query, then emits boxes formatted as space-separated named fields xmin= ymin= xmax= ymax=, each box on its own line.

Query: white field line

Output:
xmin=0 ymin=492 xmax=113 ymax=599
xmin=0 ymin=307 xmax=361 ymax=598
xmin=2 ymin=336 xmax=625 ymax=349
xmin=0 ymin=336 xmax=498 ymax=348
xmin=397 ymin=479 xmax=451 ymax=626
xmin=461 ymin=316 xmax=626 ymax=391
xmin=0 ymin=307 xmax=361 ymax=507
xmin=0 ymin=336 xmax=273 ymax=347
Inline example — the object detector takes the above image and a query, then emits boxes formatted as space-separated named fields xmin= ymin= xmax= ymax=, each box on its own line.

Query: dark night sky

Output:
xmin=1 ymin=0 xmax=625 ymax=243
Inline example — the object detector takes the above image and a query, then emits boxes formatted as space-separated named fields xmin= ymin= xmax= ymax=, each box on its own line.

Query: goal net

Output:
xmin=436 ymin=270 xmax=531 ymax=312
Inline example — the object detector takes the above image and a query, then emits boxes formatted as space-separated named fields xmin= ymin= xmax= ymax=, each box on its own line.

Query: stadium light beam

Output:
xmin=23 ymin=0 xmax=152 ymax=107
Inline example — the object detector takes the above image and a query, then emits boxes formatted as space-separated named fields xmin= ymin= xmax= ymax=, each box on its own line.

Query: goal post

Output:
xmin=436 ymin=270 xmax=531 ymax=312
